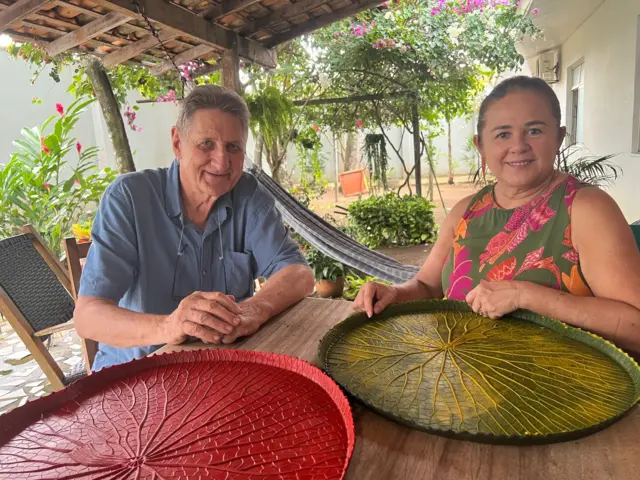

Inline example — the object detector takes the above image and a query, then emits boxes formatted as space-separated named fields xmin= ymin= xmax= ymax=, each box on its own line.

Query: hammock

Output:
xmin=250 ymin=167 xmax=420 ymax=284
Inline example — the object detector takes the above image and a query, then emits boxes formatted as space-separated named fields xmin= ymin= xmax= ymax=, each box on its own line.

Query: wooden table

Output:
xmin=157 ymin=298 xmax=640 ymax=480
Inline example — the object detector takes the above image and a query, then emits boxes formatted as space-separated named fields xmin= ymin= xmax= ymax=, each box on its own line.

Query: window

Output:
xmin=568 ymin=61 xmax=585 ymax=145
xmin=633 ymin=16 xmax=640 ymax=154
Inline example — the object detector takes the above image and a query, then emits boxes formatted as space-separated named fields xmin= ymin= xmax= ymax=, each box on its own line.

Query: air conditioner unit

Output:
xmin=536 ymin=49 xmax=561 ymax=84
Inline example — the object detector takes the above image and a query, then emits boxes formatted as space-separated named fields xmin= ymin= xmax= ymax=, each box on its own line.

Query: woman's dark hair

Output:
xmin=476 ymin=76 xmax=562 ymax=141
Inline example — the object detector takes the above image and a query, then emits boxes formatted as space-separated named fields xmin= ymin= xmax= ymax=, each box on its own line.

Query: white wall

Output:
xmin=93 ymin=92 xmax=179 ymax=172
xmin=551 ymin=0 xmax=640 ymax=222
xmin=0 ymin=50 xmax=96 ymax=178
xmin=0 ymin=50 xmax=179 ymax=175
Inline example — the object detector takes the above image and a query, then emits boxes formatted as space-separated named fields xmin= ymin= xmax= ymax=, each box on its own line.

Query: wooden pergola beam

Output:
xmin=240 ymin=0 xmax=326 ymax=36
xmin=103 ymin=28 xmax=177 ymax=67
xmin=45 ymin=11 xmax=130 ymax=56
xmin=0 ymin=0 xmax=53 ymax=31
xmin=202 ymin=0 xmax=262 ymax=21
xmin=150 ymin=43 xmax=215 ymax=76
xmin=94 ymin=0 xmax=276 ymax=68
xmin=265 ymin=0 xmax=383 ymax=47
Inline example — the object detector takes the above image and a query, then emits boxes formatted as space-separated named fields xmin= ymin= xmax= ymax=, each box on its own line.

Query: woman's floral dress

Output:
xmin=441 ymin=176 xmax=593 ymax=300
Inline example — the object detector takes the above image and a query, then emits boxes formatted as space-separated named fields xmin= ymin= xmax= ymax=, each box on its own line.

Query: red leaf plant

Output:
xmin=0 ymin=350 xmax=355 ymax=479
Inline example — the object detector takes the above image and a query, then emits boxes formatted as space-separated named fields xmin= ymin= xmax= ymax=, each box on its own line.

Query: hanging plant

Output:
xmin=364 ymin=133 xmax=389 ymax=190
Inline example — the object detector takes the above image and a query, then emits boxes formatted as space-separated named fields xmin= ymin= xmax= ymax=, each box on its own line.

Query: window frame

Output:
xmin=566 ymin=59 xmax=585 ymax=146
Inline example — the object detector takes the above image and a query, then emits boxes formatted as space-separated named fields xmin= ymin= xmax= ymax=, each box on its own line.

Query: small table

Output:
xmin=156 ymin=298 xmax=640 ymax=480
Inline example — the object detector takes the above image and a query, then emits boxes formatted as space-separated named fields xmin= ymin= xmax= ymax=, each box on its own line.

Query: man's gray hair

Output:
xmin=176 ymin=85 xmax=250 ymax=137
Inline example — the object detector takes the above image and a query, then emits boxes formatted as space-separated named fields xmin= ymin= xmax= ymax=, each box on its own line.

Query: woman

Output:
xmin=354 ymin=76 xmax=640 ymax=354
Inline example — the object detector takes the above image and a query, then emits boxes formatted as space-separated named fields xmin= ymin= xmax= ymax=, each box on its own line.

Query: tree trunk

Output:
xmin=253 ymin=134 xmax=263 ymax=169
xmin=266 ymin=141 xmax=283 ymax=183
xmin=83 ymin=57 xmax=135 ymax=173
xmin=447 ymin=120 xmax=454 ymax=185
xmin=343 ymin=132 xmax=356 ymax=171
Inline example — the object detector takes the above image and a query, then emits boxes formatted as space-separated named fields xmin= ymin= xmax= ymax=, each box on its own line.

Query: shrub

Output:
xmin=0 ymin=98 xmax=116 ymax=257
xmin=343 ymin=274 xmax=392 ymax=301
xmin=347 ymin=193 xmax=437 ymax=249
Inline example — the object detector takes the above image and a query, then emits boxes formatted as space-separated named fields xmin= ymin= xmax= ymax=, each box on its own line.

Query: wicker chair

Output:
xmin=0 ymin=227 xmax=86 ymax=390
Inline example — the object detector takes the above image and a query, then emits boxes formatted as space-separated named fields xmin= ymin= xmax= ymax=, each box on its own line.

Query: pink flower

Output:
xmin=44 ymin=183 xmax=51 ymax=190
xmin=55 ymin=103 xmax=64 ymax=115
xmin=74 ymin=179 xmax=80 ymax=185
xmin=40 ymin=137 xmax=50 ymax=154
xmin=76 ymin=142 xmax=82 ymax=154
xmin=532 ymin=7 xmax=539 ymax=14
xmin=387 ymin=39 xmax=395 ymax=47
xmin=356 ymin=119 xmax=364 ymax=128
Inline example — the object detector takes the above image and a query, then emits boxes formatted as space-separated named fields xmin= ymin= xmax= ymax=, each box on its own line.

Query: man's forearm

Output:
xmin=519 ymin=282 xmax=640 ymax=353
xmin=247 ymin=264 xmax=314 ymax=320
xmin=74 ymin=297 xmax=168 ymax=348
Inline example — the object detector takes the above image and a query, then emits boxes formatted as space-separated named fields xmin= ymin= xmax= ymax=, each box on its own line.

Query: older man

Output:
xmin=75 ymin=85 xmax=314 ymax=371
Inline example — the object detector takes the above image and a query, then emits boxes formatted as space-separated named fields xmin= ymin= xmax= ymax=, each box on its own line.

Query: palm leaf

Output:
xmin=319 ymin=300 xmax=640 ymax=444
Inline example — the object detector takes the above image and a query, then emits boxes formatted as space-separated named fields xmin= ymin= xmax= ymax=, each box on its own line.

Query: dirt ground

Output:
xmin=309 ymin=175 xmax=478 ymax=266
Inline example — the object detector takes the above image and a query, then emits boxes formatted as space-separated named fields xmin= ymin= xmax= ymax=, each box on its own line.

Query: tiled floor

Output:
xmin=0 ymin=326 xmax=84 ymax=415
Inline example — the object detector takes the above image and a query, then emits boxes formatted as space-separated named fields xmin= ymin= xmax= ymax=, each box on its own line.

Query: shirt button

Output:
xmin=202 ymin=270 xmax=207 ymax=276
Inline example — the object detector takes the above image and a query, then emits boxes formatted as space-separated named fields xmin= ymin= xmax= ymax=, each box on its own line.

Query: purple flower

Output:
xmin=532 ymin=7 xmax=539 ymax=14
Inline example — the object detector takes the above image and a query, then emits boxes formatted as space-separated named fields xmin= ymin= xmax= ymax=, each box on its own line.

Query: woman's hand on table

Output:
xmin=465 ymin=280 xmax=525 ymax=319
xmin=161 ymin=291 xmax=241 ymax=345
xmin=353 ymin=282 xmax=398 ymax=318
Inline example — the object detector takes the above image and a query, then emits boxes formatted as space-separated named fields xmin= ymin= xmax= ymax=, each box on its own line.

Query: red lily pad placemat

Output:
xmin=0 ymin=350 xmax=354 ymax=479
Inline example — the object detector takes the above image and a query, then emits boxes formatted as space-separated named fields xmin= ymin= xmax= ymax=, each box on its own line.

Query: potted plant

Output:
xmin=304 ymin=247 xmax=345 ymax=298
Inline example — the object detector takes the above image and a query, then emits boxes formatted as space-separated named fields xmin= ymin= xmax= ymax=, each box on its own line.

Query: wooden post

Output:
xmin=83 ymin=57 xmax=136 ymax=173
xmin=334 ymin=134 xmax=340 ymax=202
xmin=412 ymin=96 xmax=422 ymax=197
xmin=222 ymin=41 xmax=241 ymax=94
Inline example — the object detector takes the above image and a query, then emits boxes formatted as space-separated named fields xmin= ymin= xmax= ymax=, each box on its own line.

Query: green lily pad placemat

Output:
xmin=319 ymin=300 xmax=640 ymax=444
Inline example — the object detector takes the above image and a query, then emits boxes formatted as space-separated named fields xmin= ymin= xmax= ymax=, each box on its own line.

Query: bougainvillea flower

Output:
xmin=55 ymin=103 xmax=64 ymax=115
xmin=356 ymin=119 xmax=364 ymax=128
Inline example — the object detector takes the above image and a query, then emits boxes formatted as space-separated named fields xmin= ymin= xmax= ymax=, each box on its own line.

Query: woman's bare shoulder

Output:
xmin=443 ymin=193 xmax=477 ymax=228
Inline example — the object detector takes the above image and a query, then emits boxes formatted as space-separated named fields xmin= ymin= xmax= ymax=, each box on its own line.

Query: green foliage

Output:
xmin=348 ymin=193 xmax=437 ymax=248
xmin=343 ymin=274 xmax=392 ymax=301
xmin=304 ymin=247 xmax=345 ymax=282
xmin=0 ymin=98 xmax=116 ymax=256
xmin=246 ymin=86 xmax=294 ymax=151
xmin=556 ymin=146 xmax=621 ymax=188
xmin=294 ymin=127 xmax=328 ymax=199
xmin=7 ymin=42 xmax=194 ymax=108
xmin=310 ymin=0 xmax=538 ymax=134
xmin=364 ymin=134 xmax=389 ymax=191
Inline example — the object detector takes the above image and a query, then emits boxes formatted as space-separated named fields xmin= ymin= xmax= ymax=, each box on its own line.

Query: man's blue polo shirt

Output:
xmin=79 ymin=159 xmax=306 ymax=371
